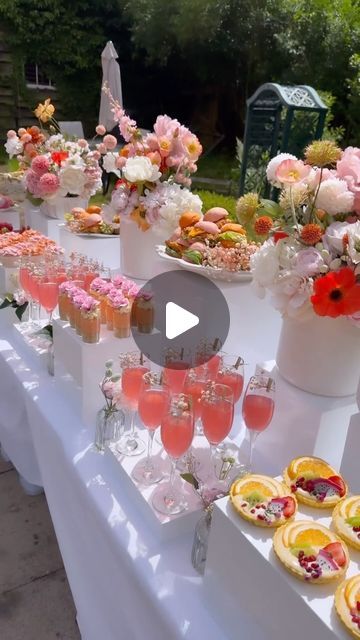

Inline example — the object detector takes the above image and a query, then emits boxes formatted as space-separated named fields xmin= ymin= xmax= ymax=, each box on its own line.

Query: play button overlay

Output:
xmin=131 ymin=270 xmax=230 ymax=369
xmin=166 ymin=302 xmax=199 ymax=339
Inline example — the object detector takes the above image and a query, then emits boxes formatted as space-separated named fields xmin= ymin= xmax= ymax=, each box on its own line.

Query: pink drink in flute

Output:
xmin=184 ymin=369 xmax=208 ymax=430
xmin=242 ymin=374 xmax=275 ymax=472
xmin=163 ymin=360 xmax=190 ymax=393
xmin=117 ymin=352 xmax=150 ymax=456
xmin=201 ymin=384 xmax=234 ymax=447
xmin=133 ymin=373 xmax=169 ymax=484
xmin=153 ymin=394 xmax=194 ymax=515
xmin=38 ymin=281 xmax=58 ymax=323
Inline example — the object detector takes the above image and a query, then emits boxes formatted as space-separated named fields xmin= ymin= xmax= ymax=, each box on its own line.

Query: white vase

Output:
xmin=120 ymin=219 xmax=164 ymax=280
xmin=276 ymin=314 xmax=360 ymax=397
xmin=40 ymin=195 xmax=88 ymax=220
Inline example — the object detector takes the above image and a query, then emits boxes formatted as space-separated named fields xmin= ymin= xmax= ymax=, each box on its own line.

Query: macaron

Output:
xmin=179 ymin=211 xmax=201 ymax=229
xmin=203 ymin=207 xmax=228 ymax=222
xmin=194 ymin=220 xmax=220 ymax=234
xmin=220 ymin=222 xmax=246 ymax=234
xmin=188 ymin=241 xmax=207 ymax=253
xmin=71 ymin=207 xmax=87 ymax=217
xmin=86 ymin=205 xmax=102 ymax=214
xmin=82 ymin=213 xmax=102 ymax=228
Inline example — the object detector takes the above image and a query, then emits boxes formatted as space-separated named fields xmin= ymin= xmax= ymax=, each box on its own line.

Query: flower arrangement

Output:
xmin=5 ymin=99 xmax=102 ymax=202
xmin=237 ymin=141 xmax=360 ymax=323
xmin=100 ymin=83 xmax=203 ymax=234
xmin=0 ymin=290 xmax=28 ymax=321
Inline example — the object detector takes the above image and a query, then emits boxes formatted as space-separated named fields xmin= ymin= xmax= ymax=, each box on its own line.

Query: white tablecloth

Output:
xmin=0 ymin=281 xmax=358 ymax=639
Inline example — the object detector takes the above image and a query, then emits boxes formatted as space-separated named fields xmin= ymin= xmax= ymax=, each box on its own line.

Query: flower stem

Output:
xmin=289 ymin=185 xmax=300 ymax=234
xmin=308 ymin=167 xmax=323 ymax=223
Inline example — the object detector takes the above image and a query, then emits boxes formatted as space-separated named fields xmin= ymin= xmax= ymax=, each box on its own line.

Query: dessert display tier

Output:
xmin=59 ymin=225 xmax=120 ymax=270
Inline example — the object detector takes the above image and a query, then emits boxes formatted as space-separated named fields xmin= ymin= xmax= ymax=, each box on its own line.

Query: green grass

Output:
xmin=197 ymin=152 xmax=239 ymax=182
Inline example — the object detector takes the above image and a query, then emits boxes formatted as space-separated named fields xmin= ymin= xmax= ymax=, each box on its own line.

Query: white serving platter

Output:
xmin=156 ymin=244 xmax=253 ymax=282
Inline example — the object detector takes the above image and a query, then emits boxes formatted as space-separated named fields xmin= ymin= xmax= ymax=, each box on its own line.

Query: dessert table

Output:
xmin=0 ymin=277 xmax=358 ymax=639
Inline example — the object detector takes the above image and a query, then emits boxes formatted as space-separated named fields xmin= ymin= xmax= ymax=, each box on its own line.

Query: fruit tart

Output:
xmin=333 ymin=496 xmax=360 ymax=551
xmin=230 ymin=474 xmax=297 ymax=527
xmin=335 ymin=575 xmax=360 ymax=638
xmin=273 ymin=520 xmax=349 ymax=583
xmin=283 ymin=456 xmax=347 ymax=508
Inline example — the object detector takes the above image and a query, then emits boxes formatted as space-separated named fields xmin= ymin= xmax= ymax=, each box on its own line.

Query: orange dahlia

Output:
xmin=311 ymin=267 xmax=360 ymax=318
xmin=254 ymin=215 xmax=273 ymax=236
xmin=300 ymin=223 xmax=323 ymax=246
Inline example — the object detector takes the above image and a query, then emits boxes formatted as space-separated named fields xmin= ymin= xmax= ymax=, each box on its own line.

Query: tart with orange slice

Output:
xmin=333 ymin=496 xmax=360 ymax=551
xmin=273 ymin=520 xmax=349 ymax=583
xmin=230 ymin=474 xmax=297 ymax=527
xmin=335 ymin=575 xmax=360 ymax=637
xmin=283 ymin=456 xmax=347 ymax=508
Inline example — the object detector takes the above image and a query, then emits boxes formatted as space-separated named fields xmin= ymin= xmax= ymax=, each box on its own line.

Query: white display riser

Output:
xmin=58 ymin=225 xmax=120 ymax=271
xmin=26 ymin=208 xmax=61 ymax=243
xmin=53 ymin=318 xmax=138 ymax=425
xmin=0 ymin=206 xmax=23 ymax=229
xmin=12 ymin=321 xmax=51 ymax=369
xmin=204 ymin=495 xmax=360 ymax=640
xmin=0 ymin=265 xmax=19 ymax=294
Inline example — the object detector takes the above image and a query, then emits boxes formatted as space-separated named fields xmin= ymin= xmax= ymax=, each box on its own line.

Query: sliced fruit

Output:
xmin=243 ymin=491 xmax=266 ymax=507
xmin=348 ymin=497 xmax=360 ymax=518
xmin=268 ymin=496 xmax=296 ymax=518
xmin=317 ymin=549 xmax=339 ymax=572
xmin=338 ymin=496 xmax=359 ymax=518
xmin=346 ymin=516 xmax=360 ymax=528
xmin=294 ymin=528 xmax=332 ymax=548
xmin=345 ymin=576 xmax=360 ymax=609
xmin=327 ymin=476 xmax=347 ymax=497
xmin=290 ymin=545 xmax=316 ymax=558
xmin=303 ymin=477 xmax=344 ymax=500
xmin=288 ymin=456 xmax=335 ymax=480
xmin=231 ymin=475 xmax=281 ymax=498
xmin=323 ymin=542 xmax=347 ymax=567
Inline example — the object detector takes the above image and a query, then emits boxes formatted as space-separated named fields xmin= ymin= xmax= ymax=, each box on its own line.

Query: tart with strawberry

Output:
xmin=283 ymin=456 xmax=347 ymax=508
xmin=273 ymin=520 xmax=349 ymax=583
xmin=230 ymin=474 xmax=297 ymax=527
xmin=335 ymin=575 xmax=360 ymax=637
xmin=333 ymin=496 xmax=360 ymax=551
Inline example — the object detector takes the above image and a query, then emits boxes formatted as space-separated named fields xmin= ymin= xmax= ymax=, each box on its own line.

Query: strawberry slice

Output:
xmin=327 ymin=475 xmax=346 ymax=497
xmin=323 ymin=542 xmax=347 ymax=567
xmin=282 ymin=496 xmax=296 ymax=518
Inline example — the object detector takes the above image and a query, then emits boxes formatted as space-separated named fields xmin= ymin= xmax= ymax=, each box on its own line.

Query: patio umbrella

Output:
xmin=99 ymin=41 xmax=123 ymax=132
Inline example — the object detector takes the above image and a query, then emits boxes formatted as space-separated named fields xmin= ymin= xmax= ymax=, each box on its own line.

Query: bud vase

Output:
xmin=276 ymin=314 xmax=360 ymax=396
xmin=95 ymin=408 xmax=125 ymax=452
xmin=191 ymin=508 xmax=213 ymax=575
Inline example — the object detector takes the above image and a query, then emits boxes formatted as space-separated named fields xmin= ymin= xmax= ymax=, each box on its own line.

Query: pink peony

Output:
xmin=7 ymin=129 xmax=17 ymax=139
xmin=153 ymin=114 xmax=180 ymax=138
xmin=97 ymin=142 xmax=107 ymax=155
xmin=103 ymin=134 xmax=117 ymax=150
xmin=38 ymin=172 xmax=60 ymax=197
xmin=336 ymin=147 xmax=360 ymax=214
xmin=276 ymin=159 xmax=311 ymax=184
xmin=25 ymin=170 xmax=41 ymax=197
xmin=31 ymin=155 xmax=50 ymax=176
xmin=96 ymin=124 xmax=106 ymax=136
xmin=77 ymin=138 xmax=88 ymax=148
xmin=316 ymin=178 xmax=354 ymax=215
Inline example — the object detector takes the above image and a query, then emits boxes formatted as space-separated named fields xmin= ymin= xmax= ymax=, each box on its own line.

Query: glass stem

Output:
xmin=145 ymin=430 xmax=155 ymax=471
xmin=128 ymin=409 xmax=136 ymax=441
xmin=49 ymin=311 xmax=53 ymax=325
xmin=168 ymin=457 xmax=177 ymax=498
xmin=210 ymin=444 xmax=218 ymax=479
xmin=248 ymin=430 xmax=260 ymax=471
xmin=28 ymin=299 xmax=33 ymax=324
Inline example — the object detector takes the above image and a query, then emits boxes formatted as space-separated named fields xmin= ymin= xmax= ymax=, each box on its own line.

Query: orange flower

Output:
xmin=130 ymin=207 xmax=150 ymax=231
xmin=120 ymin=145 xmax=130 ymax=158
xmin=254 ymin=216 xmax=273 ymax=236
xmin=311 ymin=267 xmax=360 ymax=318
xmin=300 ymin=223 xmax=323 ymax=245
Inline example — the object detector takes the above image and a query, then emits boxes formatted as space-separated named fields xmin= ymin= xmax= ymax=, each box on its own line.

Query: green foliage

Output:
xmin=193 ymin=189 xmax=237 ymax=218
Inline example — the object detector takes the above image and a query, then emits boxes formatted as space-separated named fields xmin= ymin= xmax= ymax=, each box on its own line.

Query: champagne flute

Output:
xmin=133 ymin=372 xmax=169 ymax=484
xmin=38 ymin=279 xmax=59 ymax=324
xmin=184 ymin=368 xmax=208 ymax=435
xmin=200 ymin=383 xmax=234 ymax=469
xmin=242 ymin=374 xmax=275 ymax=472
xmin=152 ymin=393 xmax=194 ymax=515
xmin=194 ymin=338 xmax=222 ymax=379
xmin=116 ymin=352 xmax=150 ymax=456
xmin=216 ymin=355 xmax=244 ymax=403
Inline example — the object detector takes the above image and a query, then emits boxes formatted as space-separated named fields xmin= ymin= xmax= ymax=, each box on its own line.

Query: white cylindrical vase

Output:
xmin=276 ymin=314 xmax=360 ymax=397
xmin=120 ymin=219 xmax=164 ymax=280
xmin=40 ymin=195 xmax=88 ymax=220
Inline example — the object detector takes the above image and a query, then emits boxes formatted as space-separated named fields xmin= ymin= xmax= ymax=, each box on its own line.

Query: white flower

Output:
xmin=13 ymin=289 xmax=28 ymax=305
xmin=122 ymin=156 xmax=161 ymax=183
xmin=293 ymin=247 xmax=324 ymax=276
xmin=347 ymin=221 xmax=360 ymax=264
xmin=270 ymin=272 xmax=313 ymax=319
xmin=316 ymin=178 xmax=354 ymax=215
xmin=250 ymin=240 xmax=280 ymax=297
xmin=266 ymin=153 xmax=297 ymax=186
xmin=59 ymin=165 xmax=87 ymax=196
xmin=323 ymin=221 xmax=350 ymax=254
xmin=5 ymin=136 xmax=23 ymax=158
xmin=102 ymin=152 xmax=121 ymax=177
xmin=140 ymin=181 xmax=202 ymax=237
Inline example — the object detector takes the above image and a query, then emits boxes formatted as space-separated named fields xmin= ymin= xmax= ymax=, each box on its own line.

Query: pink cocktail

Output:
xmin=19 ymin=266 xmax=30 ymax=294
xmin=163 ymin=360 xmax=190 ymax=394
xmin=161 ymin=412 xmax=194 ymax=458
xmin=216 ymin=369 xmax=244 ymax=403
xmin=184 ymin=374 xmax=207 ymax=421
xmin=122 ymin=366 xmax=150 ymax=410
xmin=38 ymin=281 xmax=58 ymax=323
xmin=201 ymin=384 xmax=234 ymax=446
xmin=242 ymin=374 xmax=275 ymax=471
xmin=117 ymin=352 xmax=151 ymax=457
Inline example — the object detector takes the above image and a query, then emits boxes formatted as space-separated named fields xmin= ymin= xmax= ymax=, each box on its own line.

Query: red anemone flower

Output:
xmin=311 ymin=267 xmax=360 ymax=318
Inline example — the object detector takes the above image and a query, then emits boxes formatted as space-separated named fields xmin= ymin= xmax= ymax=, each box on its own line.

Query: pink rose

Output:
xmin=31 ymin=155 xmax=50 ymax=176
xmin=38 ymin=172 xmax=60 ymax=197
xmin=93 ymin=151 xmax=101 ymax=161
xmin=103 ymin=134 xmax=117 ymax=150
xmin=96 ymin=124 xmax=106 ymax=136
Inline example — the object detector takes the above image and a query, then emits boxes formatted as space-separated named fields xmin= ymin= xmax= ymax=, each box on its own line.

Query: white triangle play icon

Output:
xmin=166 ymin=302 xmax=199 ymax=340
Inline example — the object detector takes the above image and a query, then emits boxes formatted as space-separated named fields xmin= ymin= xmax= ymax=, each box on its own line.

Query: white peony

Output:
xmin=266 ymin=153 xmax=297 ymax=186
xmin=293 ymin=247 xmax=325 ymax=277
xmin=315 ymin=178 xmax=354 ymax=215
xmin=123 ymin=156 xmax=161 ymax=183
xmin=141 ymin=181 xmax=202 ymax=237
xmin=5 ymin=136 xmax=23 ymax=158
xmin=270 ymin=272 xmax=313 ymax=318
xmin=59 ymin=165 xmax=87 ymax=196
xmin=323 ymin=221 xmax=351 ymax=255
xmin=102 ymin=152 xmax=120 ymax=177
xmin=250 ymin=240 xmax=280 ymax=297
xmin=347 ymin=221 xmax=360 ymax=264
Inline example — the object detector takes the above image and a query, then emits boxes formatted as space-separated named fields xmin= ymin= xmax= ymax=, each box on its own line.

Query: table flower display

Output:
xmin=64 ymin=205 xmax=120 ymax=235
xmin=4 ymin=100 xmax=102 ymax=219
xmin=100 ymin=83 xmax=203 ymax=278
xmin=240 ymin=140 xmax=360 ymax=396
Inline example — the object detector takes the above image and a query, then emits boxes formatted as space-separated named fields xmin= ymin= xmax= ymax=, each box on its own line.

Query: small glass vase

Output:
xmin=95 ymin=407 xmax=125 ymax=453
xmin=191 ymin=507 xmax=213 ymax=575
xmin=47 ymin=342 xmax=54 ymax=376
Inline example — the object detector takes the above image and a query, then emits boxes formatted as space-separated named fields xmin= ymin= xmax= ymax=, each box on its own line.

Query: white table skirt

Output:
xmin=0 ymin=281 xmax=358 ymax=639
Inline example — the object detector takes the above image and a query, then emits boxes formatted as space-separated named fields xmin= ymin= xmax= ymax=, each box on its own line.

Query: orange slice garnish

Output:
xmin=288 ymin=456 xmax=335 ymax=480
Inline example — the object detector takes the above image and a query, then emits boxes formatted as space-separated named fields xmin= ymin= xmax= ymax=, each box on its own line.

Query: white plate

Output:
xmin=156 ymin=245 xmax=252 ymax=282
xmin=63 ymin=227 xmax=119 ymax=239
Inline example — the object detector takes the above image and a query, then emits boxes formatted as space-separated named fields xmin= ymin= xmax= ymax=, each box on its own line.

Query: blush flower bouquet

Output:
xmin=237 ymin=141 xmax=360 ymax=323
xmin=5 ymin=100 xmax=103 ymax=202
xmin=101 ymin=83 xmax=203 ymax=234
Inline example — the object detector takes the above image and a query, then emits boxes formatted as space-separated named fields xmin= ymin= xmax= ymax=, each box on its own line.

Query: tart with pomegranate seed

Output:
xmin=230 ymin=474 xmax=297 ymax=527
xmin=273 ymin=520 xmax=349 ymax=584
xmin=335 ymin=575 xmax=360 ymax=638
xmin=333 ymin=496 xmax=360 ymax=551
xmin=283 ymin=456 xmax=348 ymax=508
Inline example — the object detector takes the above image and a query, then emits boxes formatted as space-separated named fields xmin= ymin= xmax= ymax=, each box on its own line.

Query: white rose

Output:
xmin=102 ymin=152 xmax=120 ymax=177
xmin=323 ymin=221 xmax=350 ymax=254
xmin=59 ymin=165 xmax=87 ymax=196
xmin=347 ymin=221 xmax=360 ymax=264
xmin=316 ymin=178 xmax=354 ymax=216
xmin=123 ymin=156 xmax=161 ymax=183
xmin=5 ymin=136 xmax=23 ymax=158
